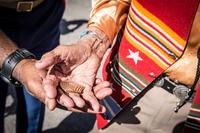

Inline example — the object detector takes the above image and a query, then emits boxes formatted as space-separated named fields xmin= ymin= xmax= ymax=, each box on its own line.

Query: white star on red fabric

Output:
xmin=126 ymin=49 xmax=143 ymax=65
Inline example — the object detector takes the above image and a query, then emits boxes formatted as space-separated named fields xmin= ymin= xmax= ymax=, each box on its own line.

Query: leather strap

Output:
xmin=0 ymin=49 xmax=35 ymax=86
xmin=0 ymin=0 xmax=45 ymax=12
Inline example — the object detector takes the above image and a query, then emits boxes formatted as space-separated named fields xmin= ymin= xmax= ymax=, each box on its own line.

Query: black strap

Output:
xmin=0 ymin=49 xmax=35 ymax=86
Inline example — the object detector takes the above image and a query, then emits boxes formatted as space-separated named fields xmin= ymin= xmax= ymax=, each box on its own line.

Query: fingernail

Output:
xmin=93 ymin=106 xmax=100 ymax=112
xmin=63 ymin=102 xmax=68 ymax=107
xmin=45 ymin=99 xmax=50 ymax=109
xmin=36 ymin=61 xmax=41 ymax=65
xmin=64 ymin=101 xmax=72 ymax=108
xmin=45 ymin=98 xmax=53 ymax=111
xmin=35 ymin=62 xmax=42 ymax=69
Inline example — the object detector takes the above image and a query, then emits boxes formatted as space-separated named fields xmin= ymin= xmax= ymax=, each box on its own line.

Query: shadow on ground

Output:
xmin=4 ymin=87 xmax=16 ymax=117
xmin=43 ymin=112 xmax=96 ymax=133
xmin=60 ymin=19 xmax=87 ymax=35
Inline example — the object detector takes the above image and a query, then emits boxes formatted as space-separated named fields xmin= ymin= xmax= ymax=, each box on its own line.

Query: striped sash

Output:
xmin=97 ymin=0 xmax=200 ymax=131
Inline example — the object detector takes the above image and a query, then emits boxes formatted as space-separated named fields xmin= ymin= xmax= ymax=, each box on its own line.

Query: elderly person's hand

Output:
xmin=36 ymin=28 xmax=112 ymax=112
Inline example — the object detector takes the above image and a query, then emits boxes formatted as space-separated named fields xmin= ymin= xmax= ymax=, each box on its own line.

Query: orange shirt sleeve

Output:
xmin=88 ymin=0 xmax=131 ymax=43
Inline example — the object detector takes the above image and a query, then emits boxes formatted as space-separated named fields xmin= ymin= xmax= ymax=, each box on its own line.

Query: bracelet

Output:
xmin=0 ymin=48 xmax=36 ymax=86
xmin=80 ymin=29 xmax=102 ymax=41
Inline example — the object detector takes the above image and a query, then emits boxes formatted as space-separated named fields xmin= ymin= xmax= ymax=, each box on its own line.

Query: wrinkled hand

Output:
xmin=36 ymin=35 xmax=111 ymax=112
xmin=57 ymin=78 xmax=112 ymax=113
xmin=12 ymin=59 xmax=57 ymax=110
xmin=48 ymin=50 xmax=103 ymax=112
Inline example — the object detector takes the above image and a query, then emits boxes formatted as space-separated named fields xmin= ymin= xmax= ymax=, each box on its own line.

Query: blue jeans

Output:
xmin=0 ymin=0 xmax=65 ymax=133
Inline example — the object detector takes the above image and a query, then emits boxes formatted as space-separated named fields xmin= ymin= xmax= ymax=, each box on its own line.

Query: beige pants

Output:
xmin=92 ymin=86 xmax=191 ymax=133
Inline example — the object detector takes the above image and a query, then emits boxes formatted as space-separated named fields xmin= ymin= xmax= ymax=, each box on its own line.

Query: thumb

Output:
xmin=35 ymin=51 xmax=59 ymax=70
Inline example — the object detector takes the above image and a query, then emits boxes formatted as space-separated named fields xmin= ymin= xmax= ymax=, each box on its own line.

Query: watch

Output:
xmin=0 ymin=48 xmax=36 ymax=86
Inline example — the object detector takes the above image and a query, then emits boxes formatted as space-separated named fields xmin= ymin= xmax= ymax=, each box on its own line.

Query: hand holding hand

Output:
xmin=36 ymin=30 xmax=111 ymax=112
xmin=12 ymin=59 xmax=57 ymax=110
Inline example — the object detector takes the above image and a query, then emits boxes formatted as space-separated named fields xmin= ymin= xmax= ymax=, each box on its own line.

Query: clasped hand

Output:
xmin=35 ymin=36 xmax=112 ymax=113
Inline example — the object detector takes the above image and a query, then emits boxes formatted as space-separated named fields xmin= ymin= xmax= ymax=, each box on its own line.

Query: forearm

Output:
xmin=0 ymin=30 xmax=18 ymax=68
xmin=0 ymin=30 xmax=33 ymax=83
xmin=88 ymin=27 xmax=110 ymax=59
xmin=88 ymin=0 xmax=131 ymax=43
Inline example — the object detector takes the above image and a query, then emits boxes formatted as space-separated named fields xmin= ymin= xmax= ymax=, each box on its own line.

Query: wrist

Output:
xmin=12 ymin=59 xmax=36 ymax=83
xmin=0 ymin=49 xmax=36 ymax=86
xmin=87 ymin=27 xmax=111 ymax=46
xmin=80 ymin=27 xmax=110 ymax=59
xmin=0 ymin=34 xmax=18 ymax=68
xmin=0 ymin=49 xmax=17 ymax=68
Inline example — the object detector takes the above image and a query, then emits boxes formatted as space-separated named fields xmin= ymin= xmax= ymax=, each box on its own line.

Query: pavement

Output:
xmin=4 ymin=0 xmax=100 ymax=133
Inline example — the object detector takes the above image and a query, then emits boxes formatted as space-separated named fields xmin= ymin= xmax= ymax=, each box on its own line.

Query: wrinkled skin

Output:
xmin=165 ymin=7 xmax=200 ymax=88
xmin=36 ymin=35 xmax=112 ymax=113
